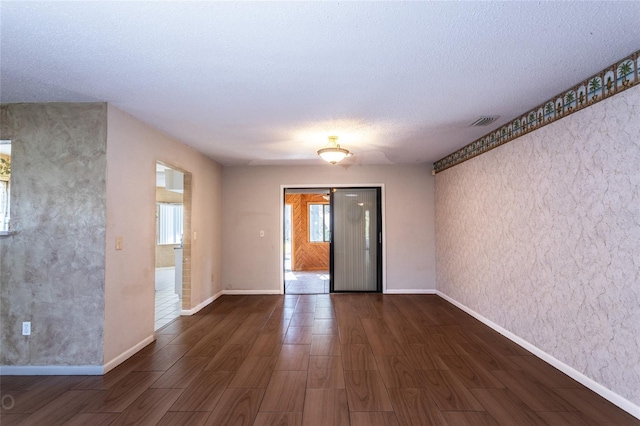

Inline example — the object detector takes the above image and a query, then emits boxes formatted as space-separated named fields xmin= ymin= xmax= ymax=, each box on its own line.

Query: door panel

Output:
xmin=331 ymin=188 xmax=381 ymax=292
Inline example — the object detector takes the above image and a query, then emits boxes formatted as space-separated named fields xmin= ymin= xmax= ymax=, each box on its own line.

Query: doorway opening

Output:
xmin=282 ymin=186 xmax=384 ymax=294
xmin=154 ymin=162 xmax=189 ymax=330
xmin=284 ymin=188 xmax=330 ymax=294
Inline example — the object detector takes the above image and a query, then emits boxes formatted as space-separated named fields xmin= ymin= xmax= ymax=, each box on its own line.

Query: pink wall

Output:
xmin=104 ymin=105 xmax=223 ymax=366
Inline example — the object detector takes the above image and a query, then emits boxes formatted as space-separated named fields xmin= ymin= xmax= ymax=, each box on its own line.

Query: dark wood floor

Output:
xmin=1 ymin=294 xmax=638 ymax=425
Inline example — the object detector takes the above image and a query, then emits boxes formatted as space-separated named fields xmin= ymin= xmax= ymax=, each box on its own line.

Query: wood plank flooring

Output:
xmin=1 ymin=294 xmax=638 ymax=425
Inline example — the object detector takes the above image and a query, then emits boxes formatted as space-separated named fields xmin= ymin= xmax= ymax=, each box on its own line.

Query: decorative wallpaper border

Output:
xmin=434 ymin=50 xmax=640 ymax=173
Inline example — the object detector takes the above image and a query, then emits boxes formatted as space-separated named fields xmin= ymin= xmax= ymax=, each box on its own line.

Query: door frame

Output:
xmin=280 ymin=183 xmax=386 ymax=294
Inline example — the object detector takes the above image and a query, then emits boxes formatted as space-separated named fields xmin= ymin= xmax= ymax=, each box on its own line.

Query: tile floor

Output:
xmin=285 ymin=270 xmax=329 ymax=294
xmin=155 ymin=267 xmax=182 ymax=330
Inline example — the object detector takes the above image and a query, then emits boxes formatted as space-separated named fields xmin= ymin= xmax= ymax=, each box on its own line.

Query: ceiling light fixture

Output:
xmin=317 ymin=136 xmax=352 ymax=164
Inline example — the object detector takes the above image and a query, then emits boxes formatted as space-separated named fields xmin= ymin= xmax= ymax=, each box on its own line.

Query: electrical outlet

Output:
xmin=22 ymin=321 xmax=31 ymax=336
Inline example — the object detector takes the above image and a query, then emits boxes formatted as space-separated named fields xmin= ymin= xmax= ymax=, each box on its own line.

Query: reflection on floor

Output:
xmin=285 ymin=270 xmax=329 ymax=294
xmin=155 ymin=267 xmax=181 ymax=330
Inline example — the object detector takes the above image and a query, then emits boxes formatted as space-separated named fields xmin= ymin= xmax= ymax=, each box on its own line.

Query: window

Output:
xmin=0 ymin=140 xmax=11 ymax=233
xmin=309 ymin=203 xmax=330 ymax=242
xmin=0 ymin=180 xmax=9 ymax=232
xmin=157 ymin=203 xmax=183 ymax=245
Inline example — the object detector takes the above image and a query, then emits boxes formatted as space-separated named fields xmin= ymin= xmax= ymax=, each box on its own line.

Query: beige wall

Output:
xmin=222 ymin=164 xmax=435 ymax=292
xmin=156 ymin=186 xmax=183 ymax=203
xmin=435 ymin=85 xmax=640 ymax=408
xmin=104 ymin=105 xmax=223 ymax=365
xmin=155 ymin=244 xmax=178 ymax=268
xmin=0 ymin=103 xmax=107 ymax=367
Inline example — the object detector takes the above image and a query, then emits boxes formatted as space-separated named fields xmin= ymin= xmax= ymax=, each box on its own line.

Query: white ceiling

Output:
xmin=1 ymin=2 xmax=639 ymax=166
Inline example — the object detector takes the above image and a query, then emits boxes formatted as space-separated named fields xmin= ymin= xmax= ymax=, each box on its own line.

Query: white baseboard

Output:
xmin=221 ymin=289 xmax=437 ymax=295
xmin=0 ymin=365 xmax=104 ymax=376
xmin=181 ymin=291 xmax=223 ymax=315
xmin=103 ymin=334 xmax=155 ymax=374
xmin=223 ymin=289 xmax=282 ymax=295
xmin=384 ymin=289 xmax=437 ymax=294
xmin=436 ymin=291 xmax=640 ymax=420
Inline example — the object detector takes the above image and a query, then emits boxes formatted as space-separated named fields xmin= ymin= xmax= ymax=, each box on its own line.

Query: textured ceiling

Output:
xmin=1 ymin=2 xmax=639 ymax=166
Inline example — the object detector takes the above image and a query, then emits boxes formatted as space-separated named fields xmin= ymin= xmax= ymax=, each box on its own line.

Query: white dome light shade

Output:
xmin=317 ymin=136 xmax=352 ymax=164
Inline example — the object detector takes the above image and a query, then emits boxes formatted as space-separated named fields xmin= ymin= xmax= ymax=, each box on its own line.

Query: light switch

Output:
xmin=260 ymin=230 xmax=265 ymax=237
xmin=194 ymin=231 xmax=197 ymax=240
xmin=115 ymin=236 xmax=123 ymax=250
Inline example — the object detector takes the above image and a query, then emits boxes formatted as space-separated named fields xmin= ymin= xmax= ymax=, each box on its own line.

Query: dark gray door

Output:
xmin=330 ymin=188 xmax=381 ymax=292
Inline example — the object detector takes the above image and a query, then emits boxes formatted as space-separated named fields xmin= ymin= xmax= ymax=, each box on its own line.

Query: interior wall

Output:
xmin=156 ymin=186 xmax=183 ymax=203
xmin=435 ymin=85 xmax=640 ymax=407
xmin=104 ymin=104 xmax=223 ymax=365
xmin=155 ymin=245 xmax=179 ymax=268
xmin=0 ymin=103 xmax=107 ymax=367
xmin=286 ymin=193 xmax=329 ymax=271
xmin=222 ymin=164 xmax=435 ymax=292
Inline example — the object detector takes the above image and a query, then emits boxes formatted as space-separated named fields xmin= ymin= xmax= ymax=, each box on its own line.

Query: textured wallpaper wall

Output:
xmin=435 ymin=86 xmax=640 ymax=405
xmin=0 ymin=103 xmax=107 ymax=366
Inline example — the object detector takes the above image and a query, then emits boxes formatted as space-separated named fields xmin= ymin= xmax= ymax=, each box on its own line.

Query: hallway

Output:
xmin=155 ymin=267 xmax=181 ymax=330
